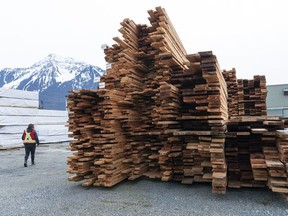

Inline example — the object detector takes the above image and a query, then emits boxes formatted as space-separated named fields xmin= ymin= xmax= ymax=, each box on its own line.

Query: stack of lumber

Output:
xmin=66 ymin=90 xmax=101 ymax=185
xmin=277 ymin=130 xmax=288 ymax=164
xmin=67 ymin=89 xmax=130 ymax=187
xmin=250 ymin=153 xmax=268 ymax=182
xmin=157 ymin=82 xmax=182 ymax=182
xmin=145 ymin=7 xmax=188 ymax=181
xmin=175 ymin=51 xmax=228 ymax=193
xmin=225 ymin=116 xmax=287 ymax=189
xmin=177 ymin=54 xmax=209 ymax=185
xmin=104 ymin=18 xmax=150 ymax=182
xmin=237 ymin=76 xmax=267 ymax=116
xmin=269 ymin=121 xmax=288 ymax=197
xmin=102 ymin=20 xmax=145 ymax=185
xmin=223 ymin=72 xmax=267 ymax=117
xmin=222 ymin=69 xmax=239 ymax=118
xmin=263 ymin=146 xmax=288 ymax=194
xmin=199 ymin=52 xmax=228 ymax=194
xmin=67 ymin=6 xmax=288 ymax=198
xmin=93 ymin=89 xmax=129 ymax=187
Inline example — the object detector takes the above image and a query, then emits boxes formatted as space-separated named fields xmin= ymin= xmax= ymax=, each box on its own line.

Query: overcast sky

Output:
xmin=0 ymin=0 xmax=287 ymax=85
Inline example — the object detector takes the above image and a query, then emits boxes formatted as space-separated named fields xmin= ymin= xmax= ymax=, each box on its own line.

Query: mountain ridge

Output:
xmin=0 ymin=54 xmax=105 ymax=110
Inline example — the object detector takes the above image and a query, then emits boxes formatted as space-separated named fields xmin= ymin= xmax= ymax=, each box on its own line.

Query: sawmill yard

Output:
xmin=66 ymin=6 xmax=288 ymax=199
xmin=0 ymin=143 xmax=287 ymax=216
xmin=1 ymin=5 xmax=288 ymax=216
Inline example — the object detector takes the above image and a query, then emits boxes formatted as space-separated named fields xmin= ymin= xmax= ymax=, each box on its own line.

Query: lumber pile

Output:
xmin=250 ymin=152 xmax=268 ymax=182
xmin=237 ymin=76 xmax=267 ymax=116
xmin=277 ymin=130 xmax=288 ymax=164
xmin=66 ymin=90 xmax=100 ymax=184
xmin=263 ymin=146 xmax=288 ymax=194
xmin=226 ymin=116 xmax=287 ymax=190
xmin=66 ymin=6 xmax=288 ymax=198
xmin=175 ymin=51 xmax=228 ymax=193
xmin=145 ymin=7 xmax=188 ymax=181
xmin=272 ymin=130 xmax=288 ymax=195
xmin=66 ymin=89 xmax=130 ymax=187
xmin=223 ymin=70 xmax=267 ymax=117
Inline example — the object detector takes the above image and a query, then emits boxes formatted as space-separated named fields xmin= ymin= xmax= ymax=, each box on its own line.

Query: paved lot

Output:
xmin=0 ymin=143 xmax=288 ymax=216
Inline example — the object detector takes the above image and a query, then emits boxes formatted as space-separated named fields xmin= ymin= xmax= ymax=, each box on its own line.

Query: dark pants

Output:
xmin=24 ymin=144 xmax=36 ymax=163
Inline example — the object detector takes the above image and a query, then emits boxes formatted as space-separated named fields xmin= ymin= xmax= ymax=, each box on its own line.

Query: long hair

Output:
xmin=28 ymin=124 xmax=34 ymax=130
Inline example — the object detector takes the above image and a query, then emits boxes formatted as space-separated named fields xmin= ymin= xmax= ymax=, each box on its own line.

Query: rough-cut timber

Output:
xmin=223 ymin=70 xmax=267 ymax=117
xmin=67 ymin=7 xmax=288 ymax=198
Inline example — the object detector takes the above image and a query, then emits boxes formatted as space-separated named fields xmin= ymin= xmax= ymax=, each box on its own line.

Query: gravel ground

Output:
xmin=0 ymin=144 xmax=288 ymax=216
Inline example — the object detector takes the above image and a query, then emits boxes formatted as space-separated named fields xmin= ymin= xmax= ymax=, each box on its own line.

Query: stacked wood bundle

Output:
xmin=250 ymin=153 xmax=268 ymax=182
xmin=223 ymin=71 xmax=267 ymax=118
xmin=237 ymin=76 xmax=267 ymax=116
xmin=105 ymin=19 xmax=150 ymax=181
xmin=92 ymin=89 xmax=130 ymax=187
xmin=66 ymin=90 xmax=102 ymax=185
xmin=277 ymin=130 xmax=288 ymax=164
xmin=177 ymin=54 xmax=211 ymax=185
xmin=222 ymin=69 xmax=239 ymax=118
xmin=173 ymin=51 xmax=228 ymax=194
xmin=225 ymin=116 xmax=287 ymax=189
xmin=263 ymin=146 xmax=288 ymax=194
xmin=273 ymin=130 xmax=288 ymax=195
xmin=67 ymin=6 xmax=288 ymax=198
xmin=199 ymin=52 xmax=228 ymax=194
xmin=146 ymin=7 xmax=188 ymax=181
xmin=66 ymin=89 xmax=131 ymax=187
xmin=157 ymin=82 xmax=182 ymax=182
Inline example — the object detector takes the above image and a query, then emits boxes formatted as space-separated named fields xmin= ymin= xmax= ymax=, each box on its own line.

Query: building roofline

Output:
xmin=267 ymin=83 xmax=288 ymax=87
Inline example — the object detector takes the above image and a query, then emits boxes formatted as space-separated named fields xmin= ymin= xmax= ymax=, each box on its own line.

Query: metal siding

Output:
xmin=284 ymin=109 xmax=288 ymax=118
xmin=267 ymin=109 xmax=283 ymax=117
xmin=267 ymin=84 xmax=288 ymax=107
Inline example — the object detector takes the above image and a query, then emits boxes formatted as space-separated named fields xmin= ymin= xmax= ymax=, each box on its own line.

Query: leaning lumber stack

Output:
xmin=146 ymin=7 xmax=188 ymax=182
xmin=67 ymin=6 xmax=288 ymax=199
xmin=105 ymin=19 xmax=150 ymax=182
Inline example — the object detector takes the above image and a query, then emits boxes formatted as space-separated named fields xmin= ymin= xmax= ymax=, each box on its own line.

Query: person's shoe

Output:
xmin=24 ymin=163 xmax=27 ymax=167
xmin=32 ymin=162 xmax=35 ymax=165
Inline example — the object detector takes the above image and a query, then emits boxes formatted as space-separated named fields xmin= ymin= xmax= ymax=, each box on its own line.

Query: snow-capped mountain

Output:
xmin=0 ymin=54 xmax=105 ymax=110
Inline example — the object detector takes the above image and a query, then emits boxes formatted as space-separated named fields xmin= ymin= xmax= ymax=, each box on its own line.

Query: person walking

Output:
xmin=22 ymin=124 xmax=40 ymax=167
